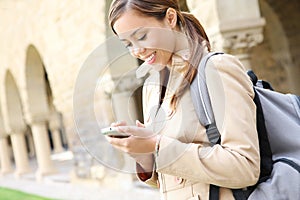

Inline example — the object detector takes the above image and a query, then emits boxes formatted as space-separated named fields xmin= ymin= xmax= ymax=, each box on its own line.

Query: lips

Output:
xmin=144 ymin=52 xmax=156 ymax=64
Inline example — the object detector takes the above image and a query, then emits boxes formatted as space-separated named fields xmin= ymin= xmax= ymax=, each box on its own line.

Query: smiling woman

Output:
xmin=105 ymin=0 xmax=260 ymax=200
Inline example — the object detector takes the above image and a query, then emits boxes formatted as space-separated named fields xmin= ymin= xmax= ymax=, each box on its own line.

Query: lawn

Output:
xmin=0 ymin=187 xmax=54 ymax=200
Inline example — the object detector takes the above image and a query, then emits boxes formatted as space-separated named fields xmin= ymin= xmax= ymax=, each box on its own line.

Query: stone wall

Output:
xmin=0 ymin=0 xmax=106 ymax=148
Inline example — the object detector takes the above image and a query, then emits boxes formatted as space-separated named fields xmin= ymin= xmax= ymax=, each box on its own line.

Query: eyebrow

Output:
xmin=120 ymin=27 xmax=144 ymax=41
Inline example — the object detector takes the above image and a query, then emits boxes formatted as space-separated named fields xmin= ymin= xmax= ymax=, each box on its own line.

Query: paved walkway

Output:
xmin=0 ymin=151 xmax=160 ymax=200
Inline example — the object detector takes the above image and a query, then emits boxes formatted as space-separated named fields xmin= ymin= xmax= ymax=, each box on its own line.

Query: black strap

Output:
xmin=253 ymin=89 xmax=273 ymax=183
xmin=232 ymin=189 xmax=250 ymax=200
xmin=209 ymin=184 xmax=220 ymax=200
xmin=274 ymin=158 xmax=300 ymax=173
xmin=260 ymin=80 xmax=274 ymax=91
xmin=247 ymin=70 xmax=273 ymax=183
xmin=208 ymin=140 xmax=221 ymax=200
xmin=247 ymin=70 xmax=274 ymax=91
xmin=247 ymin=70 xmax=258 ymax=85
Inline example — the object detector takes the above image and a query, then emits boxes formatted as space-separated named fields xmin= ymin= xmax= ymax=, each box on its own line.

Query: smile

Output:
xmin=145 ymin=52 xmax=156 ymax=64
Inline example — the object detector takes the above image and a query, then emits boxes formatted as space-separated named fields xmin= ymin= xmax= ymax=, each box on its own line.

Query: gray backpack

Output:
xmin=190 ymin=52 xmax=300 ymax=200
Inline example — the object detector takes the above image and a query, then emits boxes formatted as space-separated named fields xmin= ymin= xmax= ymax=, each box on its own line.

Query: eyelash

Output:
xmin=138 ymin=34 xmax=147 ymax=41
xmin=125 ymin=43 xmax=132 ymax=48
xmin=125 ymin=34 xmax=147 ymax=48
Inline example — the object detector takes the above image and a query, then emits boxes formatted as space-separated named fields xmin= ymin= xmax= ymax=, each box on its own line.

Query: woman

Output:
xmin=106 ymin=0 xmax=260 ymax=199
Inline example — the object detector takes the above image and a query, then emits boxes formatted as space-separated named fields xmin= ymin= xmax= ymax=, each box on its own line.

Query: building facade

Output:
xmin=0 ymin=0 xmax=299 ymax=183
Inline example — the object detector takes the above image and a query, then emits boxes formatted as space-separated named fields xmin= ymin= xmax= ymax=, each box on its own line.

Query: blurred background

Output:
xmin=0 ymin=0 xmax=299 ymax=199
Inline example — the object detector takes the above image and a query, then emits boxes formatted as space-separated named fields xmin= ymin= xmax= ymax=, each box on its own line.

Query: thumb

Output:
xmin=111 ymin=120 xmax=127 ymax=127
xmin=136 ymin=120 xmax=145 ymax=128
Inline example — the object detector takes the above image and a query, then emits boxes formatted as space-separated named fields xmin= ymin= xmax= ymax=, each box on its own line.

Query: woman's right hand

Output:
xmin=105 ymin=120 xmax=154 ymax=172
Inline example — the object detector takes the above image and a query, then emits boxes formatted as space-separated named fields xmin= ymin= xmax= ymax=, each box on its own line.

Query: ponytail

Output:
xmin=179 ymin=12 xmax=211 ymax=69
xmin=168 ymin=11 xmax=211 ymax=112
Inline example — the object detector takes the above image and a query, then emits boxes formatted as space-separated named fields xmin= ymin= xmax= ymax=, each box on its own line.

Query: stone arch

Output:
xmin=4 ymin=70 xmax=31 ymax=176
xmin=0 ymin=91 xmax=13 ymax=174
xmin=4 ymin=71 xmax=26 ymax=132
xmin=25 ymin=44 xmax=57 ymax=178
xmin=25 ymin=44 xmax=65 ymax=152
xmin=25 ymin=45 xmax=50 ymax=120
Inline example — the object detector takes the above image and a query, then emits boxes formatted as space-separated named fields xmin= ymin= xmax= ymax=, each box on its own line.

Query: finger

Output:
xmin=118 ymin=126 xmax=156 ymax=138
xmin=107 ymin=139 xmax=128 ymax=152
xmin=111 ymin=120 xmax=127 ymax=127
xmin=105 ymin=135 xmax=120 ymax=144
xmin=117 ymin=125 xmax=138 ymax=134
xmin=136 ymin=120 xmax=145 ymax=128
xmin=105 ymin=135 xmax=128 ymax=146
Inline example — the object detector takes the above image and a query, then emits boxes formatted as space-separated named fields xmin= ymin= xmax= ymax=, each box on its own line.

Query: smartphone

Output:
xmin=101 ymin=127 xmax=130 ymax=138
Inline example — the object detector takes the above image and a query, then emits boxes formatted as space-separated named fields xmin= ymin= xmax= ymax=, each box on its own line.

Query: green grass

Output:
xmin=0 ymin=187 xmax=54 ymax=200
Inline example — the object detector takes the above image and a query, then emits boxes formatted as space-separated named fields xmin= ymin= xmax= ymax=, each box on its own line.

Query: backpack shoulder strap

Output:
xmin=190 ymin=52 xmax=224 ymax=145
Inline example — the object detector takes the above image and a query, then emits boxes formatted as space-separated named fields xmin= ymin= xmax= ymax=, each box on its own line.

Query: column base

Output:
xmin=53 ymin=147 xmax=65 ymax=154
xmin=14 ymin=168 xmax=32 ymax=179
xmin=35 ymin=167 xmax=58 ymax=181
xmin=0 ymin=168 xmax=13 ymax=175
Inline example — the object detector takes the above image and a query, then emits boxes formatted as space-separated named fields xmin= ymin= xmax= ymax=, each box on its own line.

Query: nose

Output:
xmin=130 ymin=46 xmax=146 ymax=58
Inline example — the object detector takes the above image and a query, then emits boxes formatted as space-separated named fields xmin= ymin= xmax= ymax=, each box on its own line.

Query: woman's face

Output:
xmin=113 ymin=9 xmax=177 ymax=71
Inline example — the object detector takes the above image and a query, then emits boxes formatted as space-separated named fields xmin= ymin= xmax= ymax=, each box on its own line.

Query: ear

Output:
xmin=164 ymin=8 xmax=178 ymax=29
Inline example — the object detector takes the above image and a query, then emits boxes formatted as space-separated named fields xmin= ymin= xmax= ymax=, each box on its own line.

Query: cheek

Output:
xmin=147 ymin=29 xmax=176 ymax=53
xmin=157 ymin=37 xmax=175 ymax=53
xmin=128 ymin=48 xmax=138 ymax=58
xmin=158 ymin=51 xmax=173 ymax=65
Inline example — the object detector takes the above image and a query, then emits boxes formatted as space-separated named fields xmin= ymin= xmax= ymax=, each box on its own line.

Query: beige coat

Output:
xmin=137 ymin=53 xmax=260 ymax=200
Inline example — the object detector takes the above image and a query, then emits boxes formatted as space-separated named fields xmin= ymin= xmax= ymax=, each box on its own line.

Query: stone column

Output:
xmin=10 ymin=132 xmax=31 ymax=177
xmin=30 ymin=121 xmax=56 ymax=179
xmin=0 ymin=136 xmax=13 ymax=174
xmin=49 ymin=112 xmax=64 ymax=153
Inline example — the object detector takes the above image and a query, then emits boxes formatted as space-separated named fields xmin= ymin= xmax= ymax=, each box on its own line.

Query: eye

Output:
xmin=121 ymin=41 xmax=132 ymax=48
xmin=138 ymin=34 xmax=147 ymax=41
xmin=125 ymin=42 xmax=132 ymax=48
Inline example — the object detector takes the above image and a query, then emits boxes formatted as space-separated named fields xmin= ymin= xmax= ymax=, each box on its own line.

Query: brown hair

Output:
xmin=109 ymin=0 xmax=211 ymax=111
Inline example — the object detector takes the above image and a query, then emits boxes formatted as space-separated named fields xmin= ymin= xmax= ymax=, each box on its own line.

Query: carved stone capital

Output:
xmin=217 ymin=31 xmax=264 ymax=55
xmin=210 ymin=18 xmax=266 ymax=55
xmin=26 ymin=115 xmax=49 ymax=127
xmin=6 ymin=127 xmax=26 ymax=135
